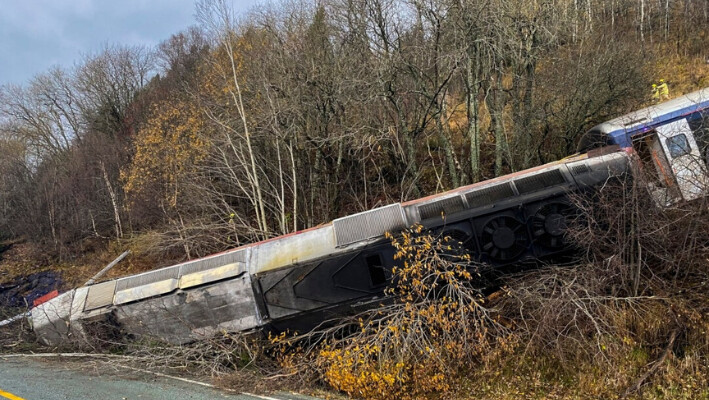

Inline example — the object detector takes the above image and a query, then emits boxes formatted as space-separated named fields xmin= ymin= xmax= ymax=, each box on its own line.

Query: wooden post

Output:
xmin=84 ymin=250 xmax=131 ymax=286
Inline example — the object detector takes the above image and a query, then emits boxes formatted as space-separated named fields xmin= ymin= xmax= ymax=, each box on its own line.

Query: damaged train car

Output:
xmin=31 ymin=87 xmax=709 ymax=346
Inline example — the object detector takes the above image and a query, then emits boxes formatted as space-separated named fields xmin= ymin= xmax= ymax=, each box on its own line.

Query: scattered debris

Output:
xmin=0 ymin=271 xmax=62 ymax=308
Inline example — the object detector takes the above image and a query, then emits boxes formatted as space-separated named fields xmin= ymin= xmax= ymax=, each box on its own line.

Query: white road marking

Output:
xmin=241 ymin=393 xmax=284 ymax=400
xmin=1 ymin=353 xmax=323 ymax=399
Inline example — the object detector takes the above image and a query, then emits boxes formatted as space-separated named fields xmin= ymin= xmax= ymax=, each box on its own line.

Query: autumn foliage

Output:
xmin=1 ymin=0 xmax=708 ymax=261
xmin=1 ymin=1 xmax=709 ymax=397
xmin=122 ymin=98 xmax=208 ymax=209
xmin=272 ymin=226 xmax=514 ymax=399
xmin=261 ymin=180 xmax=709 ymax=399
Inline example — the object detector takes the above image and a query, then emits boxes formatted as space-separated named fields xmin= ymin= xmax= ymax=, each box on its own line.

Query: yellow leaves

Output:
xmin=123 ymin=97 xmax=209 ymax=208
xmin=283 ymin=226 xmax=510 ymax=399
xmin=268 ymin=225 xmax=514 ymax=400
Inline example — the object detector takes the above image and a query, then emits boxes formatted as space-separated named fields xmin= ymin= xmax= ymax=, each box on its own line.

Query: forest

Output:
xmin=0 ymin=0 xmax=706 ymax=264
xmin=2 ymin=1 xmax=709 ymax=398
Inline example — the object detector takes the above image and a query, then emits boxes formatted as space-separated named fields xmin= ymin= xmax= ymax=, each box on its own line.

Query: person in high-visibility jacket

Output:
xmin=651 ymin=83 xmax=660 ymax=101
xmin=657 ymin=79 xmax=669 ymax=99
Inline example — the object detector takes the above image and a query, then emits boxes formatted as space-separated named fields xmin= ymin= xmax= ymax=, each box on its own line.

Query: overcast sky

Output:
xmin=0 ymin=0 xmax=258 ymax=86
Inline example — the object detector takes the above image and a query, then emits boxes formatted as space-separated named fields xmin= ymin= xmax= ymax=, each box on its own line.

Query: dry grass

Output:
xmin=0 ymin=231 xmax=191 ymax=291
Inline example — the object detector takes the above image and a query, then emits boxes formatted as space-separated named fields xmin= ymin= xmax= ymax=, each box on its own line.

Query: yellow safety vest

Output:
xmin=658 ymin=82 xmax=669 ymax=98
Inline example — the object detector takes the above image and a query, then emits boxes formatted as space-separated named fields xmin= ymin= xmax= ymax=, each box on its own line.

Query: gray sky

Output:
xmin=0 ymin=0 xmax=258 ymax=86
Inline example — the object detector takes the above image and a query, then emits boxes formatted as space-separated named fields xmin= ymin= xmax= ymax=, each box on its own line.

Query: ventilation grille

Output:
xmin=514 ymin=169 xmax=567 ymax=194
xmin=115 ymin=265 xmax=181 ymax=292
xmin=84 ymin=280 xmax=117 ymax=311
xmin=179 ymin=249 xmax=247 ymax=276
xmin=464 ymin=183 xmax=515 ymax=209
xmin=570 ymin=163 xmax=590 ymax=176
xmin=418 ymin=196 xmax=465 ymax=220
xmin=333 ymin=204 xmax=406 ymax=247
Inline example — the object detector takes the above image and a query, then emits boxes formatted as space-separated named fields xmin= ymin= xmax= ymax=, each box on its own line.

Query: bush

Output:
xmin=266 ymin=177 xmax=709 ymax=399
xmin=496 ymin=177 xmax=709 ymax=398
xmin=272 ymin=226 xmax=514 ymax=399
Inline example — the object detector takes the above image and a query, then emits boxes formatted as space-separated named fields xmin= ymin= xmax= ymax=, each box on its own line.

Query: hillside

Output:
xmin=1 ymin=0 xmax=709 ymax=398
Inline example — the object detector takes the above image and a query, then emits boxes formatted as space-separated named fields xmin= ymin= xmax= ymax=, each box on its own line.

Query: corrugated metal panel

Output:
xmin=83 ymin=280 xmax=117 ymax=311
xmin=418 ymin=196 xmax=465 ymax=220
xmin=570 ymin=163 xmax=590 ymax=175
xmin=115 ymin=265 xmax=181 ymax=292
xmin=514 ymin=169 xmax=567 ymax=194
xmin=178 ymin=249 xmax=247 ymax=276
xmin=464 ymin=182 xmax=515 ymax=209
xmin=333 ymin=204 xmax=406 ymax=247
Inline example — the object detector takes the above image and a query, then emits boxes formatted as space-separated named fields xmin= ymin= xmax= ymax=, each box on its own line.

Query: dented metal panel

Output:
xmin=115 ymin=265 xmax=180 ymax=292
xmin=113 ymin=280 xmax=179 ymax=305
xmin=333 ymin=204 xmax=407 ymax=247
xmin=31 ymin=290 xmax=75 ymax=345
xmin=179 ymin=262 xmax=245 ymax=289
xmin=84 ymin=280 xmax=117 ymax=311
xmin=114 ymin=275 xmax=260 ymax=344
xmin=250 ymin=225 xmax=339 ymax=275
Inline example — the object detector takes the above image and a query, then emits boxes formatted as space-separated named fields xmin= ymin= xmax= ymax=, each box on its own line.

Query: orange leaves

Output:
xmin=271 ymin=226 xmax=514 ymax=399
xmin=122 ymin=97 xmax=209 ymax=209
xmin=199 ymin=32 xmax=254 ymax=106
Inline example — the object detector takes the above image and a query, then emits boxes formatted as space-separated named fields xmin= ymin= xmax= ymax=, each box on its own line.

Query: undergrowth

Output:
xmin=257 ymin=177 xmax=709 ymax=399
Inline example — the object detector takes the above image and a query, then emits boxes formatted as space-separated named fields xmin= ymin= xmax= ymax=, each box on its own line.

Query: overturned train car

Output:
xmin=31 ymin=88 xmax=709 ymax=346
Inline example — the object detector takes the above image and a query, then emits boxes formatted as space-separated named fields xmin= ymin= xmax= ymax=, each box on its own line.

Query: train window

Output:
xmin=365 ymin=254 xmax=387 ymax=286
xmin=688 ymin=112 xmax=709 ymax=166
xmin=666 ymin=134 xmax=691 ymax=158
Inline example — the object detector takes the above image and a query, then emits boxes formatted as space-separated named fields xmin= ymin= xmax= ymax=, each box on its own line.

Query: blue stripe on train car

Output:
xmin=606 ymin=100 xmax=709 ymax=148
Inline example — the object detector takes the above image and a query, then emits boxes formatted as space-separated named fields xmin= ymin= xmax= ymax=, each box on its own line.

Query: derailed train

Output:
xmin=31 ymin=88 xmax=709 ymax=345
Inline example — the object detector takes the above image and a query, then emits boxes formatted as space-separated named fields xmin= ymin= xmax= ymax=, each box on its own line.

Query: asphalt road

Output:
xmin=0 ymin=356 xmax=323 ymax=400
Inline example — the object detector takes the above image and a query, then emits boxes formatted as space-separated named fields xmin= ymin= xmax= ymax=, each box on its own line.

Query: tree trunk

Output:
xmin=486 ymin=74 xmax=509 ymax=177
xmin=438 ymin=96 xmax=460 ymax=188
xmin=100 ymin=161 xmax=123 ymax=239
xmin=287 ymin=139 xmax=297 ymax=232
xmin=640 ymin=0 xmax=645 ymax=42
xmin=466 ymin=47 xmax=481 ymax=183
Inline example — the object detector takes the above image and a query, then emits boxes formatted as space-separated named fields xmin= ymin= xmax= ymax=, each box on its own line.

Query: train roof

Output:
xmin=578 ymin=87 xmax=709 ymax=151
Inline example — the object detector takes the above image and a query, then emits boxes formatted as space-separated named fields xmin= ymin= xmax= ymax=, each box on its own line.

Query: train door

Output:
xmin=631 ymin=132 xmax=680 ymax=206
xmin=655 ymin=119 xmax=709 ymax=201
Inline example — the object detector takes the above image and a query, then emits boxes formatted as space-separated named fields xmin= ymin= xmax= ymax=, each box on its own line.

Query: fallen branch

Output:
xmin=0 ymin=352 xmax=140 ymax=359
xmin=84 ymin=250 xmax=131 ymax=286
xmin=0 ymin=312 xmax=29 ymax=327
